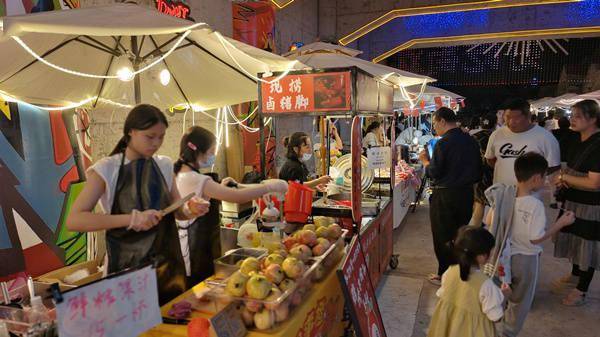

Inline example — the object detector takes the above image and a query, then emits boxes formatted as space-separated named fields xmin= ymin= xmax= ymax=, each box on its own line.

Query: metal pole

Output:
xmin=131 ymin=36 xmax=141 ymax=105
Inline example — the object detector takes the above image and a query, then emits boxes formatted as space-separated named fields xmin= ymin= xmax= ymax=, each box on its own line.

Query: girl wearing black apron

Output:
xmin=67 ymin=104 xmax=209 ymax=305
xmin=174 ymin=126 xmax=288 ymax=286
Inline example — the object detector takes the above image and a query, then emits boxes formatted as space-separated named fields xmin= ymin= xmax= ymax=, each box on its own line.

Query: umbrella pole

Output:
xmin=132 ymin=36 xmax=141 ymax=105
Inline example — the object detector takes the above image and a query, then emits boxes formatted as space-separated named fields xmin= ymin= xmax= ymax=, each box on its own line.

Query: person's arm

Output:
xmin=305 ymin=175 xmax=332 ymax=188
xmin=203 ymin=179 xmax=287 ymax=203
xmin=484 ymin=130 xmax=497 ymax=168
xmin=484 ymin=206 xmax=495 ymax=227
xmin=423 ymin=141 xmax=445 ymax=179
xmin=530 ymin=210 xmax=575 ymax=245
xmin=546 ymin=134 xmax=562 ymax=176
xmin=562 ymin=171 xmax=600 ymax=190
xmin=66 ymin=171 xmax=133 ymax=232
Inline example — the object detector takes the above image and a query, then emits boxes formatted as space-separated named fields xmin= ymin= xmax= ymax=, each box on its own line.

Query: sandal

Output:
xmin=562 ymin=289 xmax=586 ymax=306
xmin=427 ymin=273 xmax=441 ymax=286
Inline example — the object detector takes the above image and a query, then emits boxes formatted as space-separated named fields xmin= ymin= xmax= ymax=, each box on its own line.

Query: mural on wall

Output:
xmin=232 ymin=1 xmax=277 ymax=173
xmin=0 ymin=0 xmax=79 ymax=16
xmin=0 ymin=101 xmax=91 ymax=280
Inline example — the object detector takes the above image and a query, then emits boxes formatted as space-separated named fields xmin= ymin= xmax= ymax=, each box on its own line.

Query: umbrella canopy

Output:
xmin=283 ymin=42 xmax=434 ymax=88
xmin=531 ymin=93 xmax=578 ymax=111
xmin=0 ymin=3 xmax=303 ymax=110
xmin=554 ymin=90 xmax=600 ymax=107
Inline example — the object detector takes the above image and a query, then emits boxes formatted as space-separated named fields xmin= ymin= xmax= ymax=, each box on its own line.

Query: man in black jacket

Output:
xmin=419 ymin=107 xmax=482 ymax=285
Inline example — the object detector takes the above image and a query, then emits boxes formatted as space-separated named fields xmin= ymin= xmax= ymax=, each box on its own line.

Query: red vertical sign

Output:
xmin=350 ymin=116 xmax=362 ymax=226
xmin=337 ymin=236 xmax=387 ymax=337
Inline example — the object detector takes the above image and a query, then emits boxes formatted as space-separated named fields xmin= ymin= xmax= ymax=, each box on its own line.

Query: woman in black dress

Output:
xmin=279 ymin=132 xmax=331 ymax=189
xmin=553 ymin=100 xmax=600 ymax=306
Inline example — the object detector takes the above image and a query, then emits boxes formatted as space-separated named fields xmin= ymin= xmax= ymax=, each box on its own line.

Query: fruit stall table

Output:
xmin=141 ymin=267 xmax=345 ymax=337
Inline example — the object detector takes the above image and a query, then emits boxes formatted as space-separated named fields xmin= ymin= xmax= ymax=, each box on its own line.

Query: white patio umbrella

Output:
xmin=0 ymin=3 xmax=303 ymax=110
xmin=554 ymin=90 xmax=600 ymax=107
xmin=531 ymin=93 xmax=578 ymax=111
xmin=283 ymin=42 xmax=435 ymax=88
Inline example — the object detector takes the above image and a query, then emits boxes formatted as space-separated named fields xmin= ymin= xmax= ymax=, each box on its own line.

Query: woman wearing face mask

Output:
xmin=175 ymin=126 xmax=288 ymax=284
xmin=67 ymin=104 xmax=210 ymax=305
xmin=279 ymin=132 xmax=332 ymax=189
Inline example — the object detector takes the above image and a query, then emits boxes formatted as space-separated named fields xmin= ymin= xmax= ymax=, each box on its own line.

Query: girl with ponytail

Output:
xmin=174 ymin=126 xmax=288 ymax=283
xmin=428 ymin=227 xmax=509 ymax=337
xmin=66 ymin=104 xmax=210 ymax=305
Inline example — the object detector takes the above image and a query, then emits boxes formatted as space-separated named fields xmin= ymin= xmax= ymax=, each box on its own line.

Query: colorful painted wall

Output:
xmin=0 ymin=0 xmax=79 ymax=16
xmin=0 ymin=100 xmax=91 ymax=280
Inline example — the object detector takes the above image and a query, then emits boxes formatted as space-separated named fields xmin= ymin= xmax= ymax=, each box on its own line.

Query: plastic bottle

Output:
xmin=28 ymin=296 xmax=50 ymax=324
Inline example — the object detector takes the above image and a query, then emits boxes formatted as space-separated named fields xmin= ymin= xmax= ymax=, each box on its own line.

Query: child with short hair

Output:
xmin=428 ymin=227 xmax=507 ymax=337
xmin=487 ymin=152 xmax=575 ymax=337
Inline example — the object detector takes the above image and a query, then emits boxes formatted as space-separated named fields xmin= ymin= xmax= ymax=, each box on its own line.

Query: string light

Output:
xmin=214 ymin=31 xmax=300 ymax=84
xmin=11 ymin=26 xmax=197 ymax=80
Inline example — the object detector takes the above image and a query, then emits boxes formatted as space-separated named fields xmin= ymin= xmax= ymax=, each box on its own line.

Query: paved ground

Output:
xmin=377 ymin=204 xmax=600 ymax=337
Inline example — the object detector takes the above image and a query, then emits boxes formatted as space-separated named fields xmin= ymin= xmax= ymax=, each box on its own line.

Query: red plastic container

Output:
xmin=284 ymin=181 xmax=314 ymax=223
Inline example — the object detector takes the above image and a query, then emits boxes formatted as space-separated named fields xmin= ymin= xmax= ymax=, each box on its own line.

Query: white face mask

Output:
xmin=301 ymin=152 xmax=312 ymax=162
xmin=198 ymin=154 xmax=216 ymax=168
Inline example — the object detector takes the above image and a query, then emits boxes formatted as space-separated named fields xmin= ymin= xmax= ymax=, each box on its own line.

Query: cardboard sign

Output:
xmin=209 ymin=303 xmax=246 ymax=337
xmin=337 ymin=236 xmax=387 ymax=337
xmin=260 ymin=72 xmax=352 ymax=113
xmin=367 ymin=146 xmax=391 ymax=169
xmin=56 ymin=265 xmax=161 ymax=337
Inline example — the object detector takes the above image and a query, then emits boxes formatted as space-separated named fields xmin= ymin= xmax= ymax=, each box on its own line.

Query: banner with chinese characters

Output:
xmin=56 ymin=265 xmax=161 ymax=337
xmin=261 ymin=72 xmax=352 ymax=114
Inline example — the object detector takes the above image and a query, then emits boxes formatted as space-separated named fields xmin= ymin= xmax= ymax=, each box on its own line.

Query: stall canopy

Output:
xmin=0 ymin=3 xmax=304 ymax=110
xmin=530 ymin=93 xmax=578 ymax=111
xmin=554 ymin=90 xmax=600 ymax=107
xmin=394 ymin=84 xmax=463 ymax=109
xmin=283 ymin=42 xmax=435 ymax=88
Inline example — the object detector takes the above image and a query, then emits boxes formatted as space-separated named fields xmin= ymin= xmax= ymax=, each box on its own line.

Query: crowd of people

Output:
xmin=420 ymin=99 xmax=600 ymax=337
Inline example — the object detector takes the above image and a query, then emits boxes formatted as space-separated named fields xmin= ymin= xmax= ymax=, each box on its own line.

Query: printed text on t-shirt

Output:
xmin=499 ymin=143 xmax=528 ymax=158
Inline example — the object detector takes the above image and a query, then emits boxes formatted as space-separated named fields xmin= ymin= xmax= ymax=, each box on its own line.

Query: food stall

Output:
xmin=257 ymin=66 xmax=398 ymax=287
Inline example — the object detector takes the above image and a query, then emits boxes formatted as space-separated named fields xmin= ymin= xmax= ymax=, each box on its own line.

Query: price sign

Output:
xmin=209 ymin=303 xmax=246 ymax=337
xmin=337 ymin=237 xmax=387 ymax=337
xmin=367 ymin=146 xmax=391 ymax=169
xmin=56 ymin=265 xmax=161 ymax=337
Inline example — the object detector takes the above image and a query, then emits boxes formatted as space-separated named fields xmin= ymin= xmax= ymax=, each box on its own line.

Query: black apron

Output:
xmin=180 ymin=171 xmax=222 ymax=286
xmin=106 ymin=154 xmax=186 ymax=305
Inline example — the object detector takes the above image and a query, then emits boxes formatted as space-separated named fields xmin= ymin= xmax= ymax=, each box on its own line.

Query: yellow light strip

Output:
xmin=270 ymin=0 xmax=294 ymax=10
xmin=372 ymin=26 xmax=600 ymax=63
xmin=338 ymin=0 xmax=582 ymax=46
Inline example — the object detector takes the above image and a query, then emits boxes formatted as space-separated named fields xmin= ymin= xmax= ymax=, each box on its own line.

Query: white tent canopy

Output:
xmin=394 ymin=85 xmax=463 ymax=102
xmin=283 ymin=42 xmax=435 ymax=88
xmin=0 ymin=3 xmax=304 ymax=110
xmin=530 ymin=93 xmax=578 ymax=111
xmin=554 ymin=90 xmax=600 ymax=107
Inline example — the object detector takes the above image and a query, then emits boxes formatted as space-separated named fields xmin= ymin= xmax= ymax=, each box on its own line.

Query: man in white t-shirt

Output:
xmin=485 ymin=98 xmax=560 ymax=186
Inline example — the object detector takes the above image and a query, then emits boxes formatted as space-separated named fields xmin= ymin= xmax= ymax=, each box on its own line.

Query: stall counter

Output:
xmin=141 ymin=267 xmax=345 ymax=337
xmin=358 ymin=199 xmax=393 ymax=287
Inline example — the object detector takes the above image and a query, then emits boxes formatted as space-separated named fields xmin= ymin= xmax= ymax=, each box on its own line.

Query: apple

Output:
xmin=290 ymin=244 xmax=312 ymax=262
xmin=313 ymin=216 xmax=332 ymax=228
xmin=328 ymin=224 xmax=343 ymax=240
xmin=264 ymin=253 xmax=285 ymax=268
xmin=246 ymin=274 xmax=272 ymax=300
xmin=225 ymin=271 xmax=248 ymax=297
xmin=282 ymin=257 xmax=305 ymax=279
xmin=282 ymin=236 xmax=298 ymax=251
xmin=240 ymin=257 xmax=260 ymax=276
xmin=297 ymin=230 xmax=317 ymax=247
xmin=303 ymin=224 xmax=316 ymax=232
xmin=245 ymin=300 xmax=262 ymax=313
xmin=312 ymin=244 xmax=329 ymax=257
xmin=274 ymin=249 xmax=288 ymax=258
xmin=264 ymin=287 xmax=282 ymax=310
xmin=274 ymin=302 xmax=290 ymax=322
xmin=241 ymin=307 xmax=254 ymax=327
xmin=254 ymin=308 xmax=275 ymax=330
xmin=279 ymin=278 xmax=296 ymax=292
xmin=313 ymin=264 xmax=326 ymax=281
xmin=264 ymin=264 xmax=285 ymax=284
xmin=316 ymin=237 xmax=331 ymax=247
xmin=315 ymin=226 xmax=330 ymax=239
